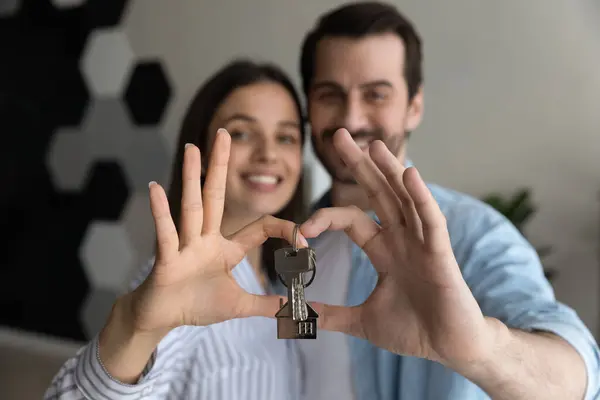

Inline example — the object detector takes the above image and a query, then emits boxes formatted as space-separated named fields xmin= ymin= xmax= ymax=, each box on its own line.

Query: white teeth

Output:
xmin=246 ymin=175 xmax=278 ymax=185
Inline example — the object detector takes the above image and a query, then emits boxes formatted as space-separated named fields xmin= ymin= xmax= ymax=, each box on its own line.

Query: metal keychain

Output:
xmin=274 ymin=224 xmax=318 ymax=339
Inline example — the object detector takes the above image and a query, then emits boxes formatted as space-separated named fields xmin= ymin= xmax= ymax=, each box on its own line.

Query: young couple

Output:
xmin=46 ymin=2 xmax=599 ymax=400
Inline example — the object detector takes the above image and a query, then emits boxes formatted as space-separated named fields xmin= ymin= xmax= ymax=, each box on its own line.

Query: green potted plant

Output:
xmin=481 ymin=188 xmax=557 ymax=281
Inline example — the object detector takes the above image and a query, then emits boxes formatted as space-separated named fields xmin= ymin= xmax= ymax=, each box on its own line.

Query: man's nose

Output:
xmin=340 ymin=95 xmax=369 ymax=133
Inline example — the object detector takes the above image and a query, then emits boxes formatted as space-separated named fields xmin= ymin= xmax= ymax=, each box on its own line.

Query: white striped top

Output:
xmin=43 ymin=258 xmax=303 ymax=400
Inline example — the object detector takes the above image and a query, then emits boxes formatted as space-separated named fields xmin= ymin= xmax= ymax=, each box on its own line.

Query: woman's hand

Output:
xmin=98 ymin=129 xmax=306 ymax=384
xmin=130 ymin=128 xmax=306 ymax=335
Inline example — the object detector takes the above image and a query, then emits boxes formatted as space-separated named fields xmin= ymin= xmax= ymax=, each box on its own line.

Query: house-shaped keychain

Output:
xmin=273 ymin=239 xmax=319 ymax=339
xmin=275 ymin=298 xmax=318 ymax=339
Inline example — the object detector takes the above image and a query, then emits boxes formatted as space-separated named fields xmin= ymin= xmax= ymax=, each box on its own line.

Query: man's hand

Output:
xmin=300 ymin=128 xmax=493 ymax=369
xmin=300 ymin=128 xmax=589 ymax=400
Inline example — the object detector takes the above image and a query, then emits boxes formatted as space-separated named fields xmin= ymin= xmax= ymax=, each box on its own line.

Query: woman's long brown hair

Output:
xmin=166 ymin=59 xmax=307 ymax=283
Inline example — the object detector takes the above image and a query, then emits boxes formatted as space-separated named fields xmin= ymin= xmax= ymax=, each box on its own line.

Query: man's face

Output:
xmin=307 ymin=33 xmax=424 ymax=183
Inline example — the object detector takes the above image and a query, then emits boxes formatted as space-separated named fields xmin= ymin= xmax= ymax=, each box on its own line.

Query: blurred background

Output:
xmin=1 ymin=0 xmax=599 ymax=398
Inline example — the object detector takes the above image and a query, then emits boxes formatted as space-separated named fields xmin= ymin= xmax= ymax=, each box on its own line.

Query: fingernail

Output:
xmin=148 ymin=181 xmax=157 ymax=189
xmin=300 ymin=236 xmax=309 ymax=247
xmin=185 ymin=143 xmax=193 ymax=148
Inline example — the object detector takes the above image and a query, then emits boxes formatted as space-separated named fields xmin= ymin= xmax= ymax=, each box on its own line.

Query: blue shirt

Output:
xmin=310 ymin=183 xmax=600 ymax=400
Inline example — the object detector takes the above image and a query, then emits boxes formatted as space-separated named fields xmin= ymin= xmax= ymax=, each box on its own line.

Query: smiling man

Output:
xmin=295 ymin=2 xmax=600 ymax=400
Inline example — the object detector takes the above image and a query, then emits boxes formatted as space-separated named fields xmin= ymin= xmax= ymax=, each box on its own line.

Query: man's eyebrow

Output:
xmin=359 ymin=80 xmax=393 ymax=89
xmin=311 ymin=81 xmax=344 ymax=91
xmin=311 ymin=80 xmax=393 ymax=91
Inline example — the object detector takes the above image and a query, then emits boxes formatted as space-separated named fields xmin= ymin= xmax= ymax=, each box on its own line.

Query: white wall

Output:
xmin=121 ymin=0 xmax=600 ymax=335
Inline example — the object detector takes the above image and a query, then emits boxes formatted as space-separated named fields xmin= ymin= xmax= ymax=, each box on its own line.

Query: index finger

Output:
xmin=300 ymin=206 xmax=381 ymax=251
xmin=227 ymin=216 xmax=309 ymax=258
xmin=333 ymin=129 xmax=402 ymax=227
xmin=403 ymin=167 xmax=450 ymax=253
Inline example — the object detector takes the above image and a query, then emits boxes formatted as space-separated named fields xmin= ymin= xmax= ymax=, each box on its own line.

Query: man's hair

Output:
xmin=300 ymin=1 xmax=423 ymax=100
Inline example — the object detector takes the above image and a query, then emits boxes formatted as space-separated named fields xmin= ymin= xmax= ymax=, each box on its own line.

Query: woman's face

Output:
xmin=207 ymin=81 xmax=303 ymax=219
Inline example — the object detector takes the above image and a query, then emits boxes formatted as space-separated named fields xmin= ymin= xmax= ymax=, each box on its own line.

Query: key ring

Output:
xmin=292 ymin=223 xmax=299 ymax=253
xmin=277 ymin=224 xmax=316 ymax=288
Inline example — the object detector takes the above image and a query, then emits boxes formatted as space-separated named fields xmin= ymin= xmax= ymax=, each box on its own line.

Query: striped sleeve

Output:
xmin=128 ymin=257 xmax=156 ymax=292
xmin=44 ymin=258 xmax=162 ymax=399
xmin=44 ymin=334 xmax=161 ymax=400
xmin=43 ymin=258 xmax=295 ymax=399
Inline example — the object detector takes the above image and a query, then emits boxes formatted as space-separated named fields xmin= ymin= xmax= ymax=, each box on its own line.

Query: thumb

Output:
xmin=236 ymin=295 xmax=366 ymax=339
xmin=309 ymin=302 xmax=365 ymax=339
xmin=235 ymin=293 xmax=288 ymax=319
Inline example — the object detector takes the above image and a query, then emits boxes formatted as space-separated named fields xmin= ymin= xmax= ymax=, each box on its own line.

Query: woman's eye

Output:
xmin=229 ymin=130 xmax=249 ymax=141
xmin=278 ymin=134 xmax=298 ymax=144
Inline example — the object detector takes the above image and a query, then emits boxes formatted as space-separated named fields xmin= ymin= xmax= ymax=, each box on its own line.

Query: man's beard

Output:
xmin=311 ymin=127 xmax=406 ymax=185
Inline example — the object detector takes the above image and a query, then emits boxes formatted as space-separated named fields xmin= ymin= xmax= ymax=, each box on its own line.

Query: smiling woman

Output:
xmin=44 ymin=59 xmax=309 ymax=400
xmin=206 ymin=81 xmax=303 ymax=225
xmin=169 ymin=60 xmax=307 ymax=284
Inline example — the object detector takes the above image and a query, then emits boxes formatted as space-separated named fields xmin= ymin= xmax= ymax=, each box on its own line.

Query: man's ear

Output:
xmin=404 ymin=85 xmax=424 ymax=132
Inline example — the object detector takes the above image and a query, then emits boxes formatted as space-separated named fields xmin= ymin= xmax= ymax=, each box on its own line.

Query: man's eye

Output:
xmin=318 ymin=92 xmax=342 ymax=102
xmin=365 ymin=91 xmax=387 ymax=102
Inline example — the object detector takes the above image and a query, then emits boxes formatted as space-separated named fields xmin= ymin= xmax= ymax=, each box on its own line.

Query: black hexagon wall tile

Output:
xmin=82 ymin=0 xmax=130 ymax=28
xmin=56 ymin=64 xmax=90 ymax=127
xmin=83 ymin=161 xmax=130 ymax=221
xmin=0 ymin=13 xmax=91 ymax=129
xmin=51 ymin=0 xmax=87 ymax=9
xmin=3 ymin=190 xmax=91 ymax=340
xmin=124 ymin=60 xmax=172 ymax=126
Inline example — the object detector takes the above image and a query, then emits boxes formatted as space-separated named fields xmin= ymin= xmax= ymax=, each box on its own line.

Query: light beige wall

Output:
xmin=121 ymin=0 xmax=600 ymax=335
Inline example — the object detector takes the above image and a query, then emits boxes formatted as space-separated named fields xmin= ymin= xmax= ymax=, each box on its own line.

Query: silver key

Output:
xmin=274 ymin=225 xmax=318 ymax=339
xmin=291 ymin=273 xmax=308 ymax=321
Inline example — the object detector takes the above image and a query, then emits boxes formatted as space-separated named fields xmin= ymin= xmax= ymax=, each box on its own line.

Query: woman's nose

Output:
xmin=254 ymin=140 xmax=277 ymax=163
